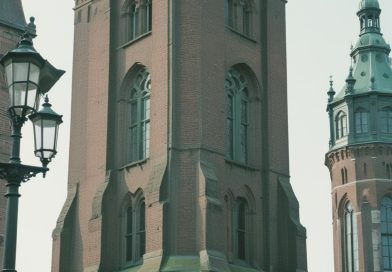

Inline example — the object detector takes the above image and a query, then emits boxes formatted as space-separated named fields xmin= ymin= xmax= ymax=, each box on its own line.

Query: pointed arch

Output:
xmin=234 ymin=197 xmax=249 ymax=262
xmin=339 ymin=200 xmax=359 ymax=272
xmin=121 ymin=0 xmax=152 ymax=43
xmin=225 ymin=64 xmax=261 ymax=164
xmin=335 ymin=111 xmax=348 ymax=139
xmin=119 ymin=65 xmax=151 ymax=164
xmin=120 ymin=188 xmax=146 ymax=266
xmin=225 ymin=0 xmax=255 ymax=37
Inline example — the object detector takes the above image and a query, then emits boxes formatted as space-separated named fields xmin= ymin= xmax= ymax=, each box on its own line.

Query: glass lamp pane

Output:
xmin=5 ymin=63 xmax=12 ymax=86
xmin=10 ymin=83 xmax=26 ymax=106
xmin=29 ymin=64 xmax=40 ymax=84
xmin=43 ymin=119 xmax=57 ymax=151
xmin=13 ymin=62 xmax=29 ymax=82
xmin=33 ymin=119 xmax=42 ymax=153
xmin=26 ymin=83 xmax=39 ymax=110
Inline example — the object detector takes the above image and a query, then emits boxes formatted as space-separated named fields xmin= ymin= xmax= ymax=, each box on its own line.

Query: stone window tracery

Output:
xmin=343 ymin=201 xmax=359 ymax=272
xmin=225 ymin=68 xmax=249 ymax=163
xmin=128 ymin=68 xmax=151 ymax=163
xmin=122 ymin=0 xmax=152 ymax=43
xmin=225 ymin=0 xmax=253 ymax=37
xmin=124 ymin=197 xmax=146 ymax=264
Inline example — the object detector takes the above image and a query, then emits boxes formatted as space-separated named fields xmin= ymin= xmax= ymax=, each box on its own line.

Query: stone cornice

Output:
xmin=325 ymin=142 xmax=392 ymax=169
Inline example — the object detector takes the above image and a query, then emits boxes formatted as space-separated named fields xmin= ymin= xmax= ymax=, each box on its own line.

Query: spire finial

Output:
xmin=328 ymin=75 xmax=336 ymax=102
xmin=345 ymin=63 xmax=356 ymax=94
xmin=26 ymin=17 xmax=37 ymax=38
xmin=19 ymin=16 xmax=37 ymax=47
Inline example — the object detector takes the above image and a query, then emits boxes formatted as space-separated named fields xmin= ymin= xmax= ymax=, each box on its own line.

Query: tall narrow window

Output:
xmin=126 ymin=206 xmax=133 ymax=262
xmin=355 ymin=110 xmax=368 ymax=134
xmin=381 ymin=108 xmax=392 ymax=134
xmin=343 ymin=202 xmax=359 ymax=272
xmin=138 ymin=202 xmax=146 ymax=260
xmin=125 ymin=199 xmax=146 ymax=264
xmin=242 ymin=6 xmax=251 ymax=36
xmin=225 ymin=0 xmax=253 ymax=37
xmin=341 ymin=168 xmax=348 ymax=184
xmin=235 ymin=199 xmax=248 ymax=261
xmin=128 ymin=69 xmax=151 ymax=163
xmin=336 ymin=111 xmax=348 ymax=139
xmin=225 ymin=68 xmax=249 ymax=163
xmin=381 ymin=197 xmax=392 ymax=271
xmin=123 ymin=0 xmax=152 ymax=43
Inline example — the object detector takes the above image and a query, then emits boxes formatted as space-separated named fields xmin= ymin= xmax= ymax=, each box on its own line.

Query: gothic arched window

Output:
xmin=381 ymin=107 xmax=392 ymax=134
xmin=355 ymin=109 xmax=368 ymax=134
xmin=125 ymin=198 xmax=146 ymax=264
xmin=235 ymin=198 xmax=248 ymax=261
xmin=225 ymin=68 xmax=249 ymax=163
xmin=128 ymin=68 xmax=151 ymax=163
xmin=122 ymin=0 xmax=152 ymax=43
xmin=225 ymin=0 xmax=253 ymax=38
xmin=343 ymin=202 xmax=359 ymax=272
xmin=336 ymin=111 xmax=348 ymax=139
xmin=381 ymin=196 xmax=392 ymax=271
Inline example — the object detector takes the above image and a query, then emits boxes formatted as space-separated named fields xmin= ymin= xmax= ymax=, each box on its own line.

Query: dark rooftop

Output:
xmin=0 ymin=0 xmax=26 ymax=31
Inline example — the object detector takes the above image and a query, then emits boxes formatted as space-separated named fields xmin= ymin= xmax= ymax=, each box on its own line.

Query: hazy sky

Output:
xmin=11 ymin=0 xmax=392 ymax=271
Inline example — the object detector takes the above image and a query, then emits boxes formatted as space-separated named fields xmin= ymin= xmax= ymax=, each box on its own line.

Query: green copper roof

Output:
xmin=0 ymin=0 xmax=25 ymax=31
xmin=359 ymin=0 xmax=380 ymax=11
xmin=332 ymin=0 xmax=392 ymax=102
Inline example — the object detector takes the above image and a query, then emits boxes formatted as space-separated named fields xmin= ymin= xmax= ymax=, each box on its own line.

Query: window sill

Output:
xmin=225 ymin=159 xmax=259 ymax=171
xmin=119 ymin=261 xmax=143 ymax=272
xmin=120 ymin=158 xmax=148 ymax=171
xmin=119 ymin=31 xmax=152 ymax=49
xmin=225 ymin=26 xmax=257 ymax=43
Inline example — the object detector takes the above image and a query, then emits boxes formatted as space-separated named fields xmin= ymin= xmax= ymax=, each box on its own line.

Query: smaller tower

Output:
xmin=325 ymin=0 xmax=392 ymax=271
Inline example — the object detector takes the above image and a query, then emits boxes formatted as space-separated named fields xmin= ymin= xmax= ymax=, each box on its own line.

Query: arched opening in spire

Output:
xmin=357 ymin=0 xmax=381 ymax=34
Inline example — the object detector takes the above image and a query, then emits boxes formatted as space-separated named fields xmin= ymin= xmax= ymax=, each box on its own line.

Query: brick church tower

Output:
xmin=0 ymin=1 xmax=26 ymax=269
xmin=52 ymin=1 xmax=307 ymax=271
xmin=325 ymin=0 xmax=392 ymax=271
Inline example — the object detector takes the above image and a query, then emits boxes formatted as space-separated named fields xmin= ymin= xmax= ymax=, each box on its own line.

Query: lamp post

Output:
xmin=0 ymin=17 xmax=64 ymax=272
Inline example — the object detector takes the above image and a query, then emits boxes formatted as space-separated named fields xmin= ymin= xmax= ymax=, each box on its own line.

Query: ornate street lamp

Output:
xmin=0 ymin=17 xmax=64 ymax=272
xmin=29 ymin=96 xmax=63 ymax=170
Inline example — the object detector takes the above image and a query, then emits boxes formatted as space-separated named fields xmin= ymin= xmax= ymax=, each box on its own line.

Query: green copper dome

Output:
xmin=359 ymin=0 xmax=380 ymax=10
xmin=331 ymin=0 xmax=392 ymax=102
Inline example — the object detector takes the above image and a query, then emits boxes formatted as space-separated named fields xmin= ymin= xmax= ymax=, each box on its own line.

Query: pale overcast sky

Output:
xmin=12 ymin=0 xmax=392 ymax=271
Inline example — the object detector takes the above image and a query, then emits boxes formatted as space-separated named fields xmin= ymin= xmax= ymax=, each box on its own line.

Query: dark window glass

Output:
xmin=126 ymin=207 xmax=133 ymax=261
xmin=225 ymin=68 xmax=249 ymax=163
xmin=236 ymin=200 xmax=247 ymax=261
xmin=336 ymin=112 xmax=347 ymax=139
xmin=343 ymin=202 xmax=358 ymax=272
xmin=355 ymin=111 xmax=368 ymax=134
xmin=124 ymin=199 xmax=146 ymax=264
xmin=128 ymin=69 xmax=151 ymax=163
xmin=382 ymin=197 xmax=392 ymax=270
xmin=381 ymin=109 xmax=392 ymax=134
